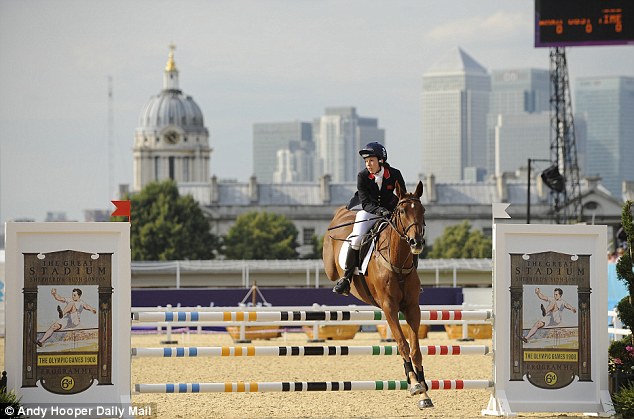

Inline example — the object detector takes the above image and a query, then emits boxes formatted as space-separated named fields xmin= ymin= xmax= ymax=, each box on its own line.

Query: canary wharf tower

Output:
xmin=133 ymin=46 xmax=211 ymax=191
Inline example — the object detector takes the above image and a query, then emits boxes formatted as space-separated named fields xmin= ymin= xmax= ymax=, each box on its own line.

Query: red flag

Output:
xmin=111 ymin=200 xmax=131 ymax=221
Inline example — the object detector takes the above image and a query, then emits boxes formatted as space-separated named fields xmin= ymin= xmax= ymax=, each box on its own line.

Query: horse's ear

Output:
xmin=396 ymin=181 xmax=404 ymax=199
xmin=414 ymin=181 xmax=424 ymax=198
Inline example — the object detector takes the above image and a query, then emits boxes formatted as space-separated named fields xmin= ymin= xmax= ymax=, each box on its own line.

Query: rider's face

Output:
xmin=364 ymin=157 xmax=380 ymax=174
xmin=72 ymin=291 xmax=80 ymax=301
xmin=554 ymin=291 xmax=561 ymax=300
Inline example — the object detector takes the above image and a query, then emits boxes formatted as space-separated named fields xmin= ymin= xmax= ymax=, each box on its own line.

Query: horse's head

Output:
xmin=394 ymin=181 xmax=426 ymax=255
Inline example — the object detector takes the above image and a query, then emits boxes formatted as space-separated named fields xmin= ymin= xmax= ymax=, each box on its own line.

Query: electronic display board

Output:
xmin=535 ymin=0 xmax=634 ymax=47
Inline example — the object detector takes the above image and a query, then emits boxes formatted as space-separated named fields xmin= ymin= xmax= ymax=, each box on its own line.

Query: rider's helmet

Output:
xmin=358 ymin=142 xmax=387 ymax=163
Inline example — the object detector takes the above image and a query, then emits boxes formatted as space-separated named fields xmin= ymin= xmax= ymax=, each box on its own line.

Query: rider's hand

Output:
xmin=378 ymin=208 xmax=391 ymax=217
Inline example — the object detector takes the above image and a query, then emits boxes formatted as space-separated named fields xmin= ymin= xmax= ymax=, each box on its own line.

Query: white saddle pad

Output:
xmin=338 ymin=234 xmax=374 ymax=276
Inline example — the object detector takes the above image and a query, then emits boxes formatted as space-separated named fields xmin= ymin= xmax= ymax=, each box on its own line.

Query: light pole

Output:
xmin=527 ymin=158 xmax=551 ymax=224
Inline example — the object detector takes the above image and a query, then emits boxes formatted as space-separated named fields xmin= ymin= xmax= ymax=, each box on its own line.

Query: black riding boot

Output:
xmin=333 ymin=248 xmax=359 ymax=296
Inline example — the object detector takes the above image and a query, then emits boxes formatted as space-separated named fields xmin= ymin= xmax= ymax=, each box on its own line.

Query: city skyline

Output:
xmin=1 ymin=1 xmax=633 ymax=225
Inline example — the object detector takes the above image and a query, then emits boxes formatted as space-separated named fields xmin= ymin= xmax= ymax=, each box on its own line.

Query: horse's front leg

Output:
xmin=381 ymin=304 xmax=414 ymax=380
xmin=382 ymin=303 xmax=424 ymax=399
xmin=403 ymin=301 xmax=433 ymax=408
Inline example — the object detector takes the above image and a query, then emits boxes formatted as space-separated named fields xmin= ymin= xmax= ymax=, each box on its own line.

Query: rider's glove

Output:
xmin=378 ymin=207 xmax=391 ymax=217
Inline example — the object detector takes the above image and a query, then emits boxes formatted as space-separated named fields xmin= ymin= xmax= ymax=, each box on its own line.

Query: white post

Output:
xmin=176 ymin=261 xmax=181 ymax=289
xmin=240 ymin=324 xmax=246 ymax=341
xmin=461 ymin=321 xmax=470 ymax=340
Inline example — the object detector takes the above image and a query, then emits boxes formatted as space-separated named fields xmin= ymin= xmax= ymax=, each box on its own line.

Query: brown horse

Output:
xmin=323 ymin=180 xmax=432 ymax=409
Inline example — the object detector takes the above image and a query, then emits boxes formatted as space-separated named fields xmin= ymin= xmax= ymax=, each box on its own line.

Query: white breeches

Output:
xmin=350 ymin=210 xmax=376 ymax=250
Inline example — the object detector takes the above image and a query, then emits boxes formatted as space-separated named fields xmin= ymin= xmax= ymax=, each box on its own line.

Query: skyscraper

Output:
xmin=252 ymin=121 xmax=313 ymax=183
xmin=313 ymin=107 xmax=384 ymax=182
xmin=421 ymin=47 xmax=490 ymax=182
xmin=488 ymin=69 xmax=551 ymax=176
xmin=576 ymin=76 xmax=634 ymax=197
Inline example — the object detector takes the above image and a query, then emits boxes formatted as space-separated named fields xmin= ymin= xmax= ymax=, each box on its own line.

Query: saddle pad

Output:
xmin=338 ymin=234 xmax=374 ymax=275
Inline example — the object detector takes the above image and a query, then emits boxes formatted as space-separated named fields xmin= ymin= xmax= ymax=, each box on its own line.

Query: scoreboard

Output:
xmin=535 ymin=0 xmax=634 ymax=47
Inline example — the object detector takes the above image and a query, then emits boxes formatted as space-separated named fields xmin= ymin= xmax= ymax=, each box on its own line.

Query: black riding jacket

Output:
xmin=346 ymin=163 xmax=406 ymax=215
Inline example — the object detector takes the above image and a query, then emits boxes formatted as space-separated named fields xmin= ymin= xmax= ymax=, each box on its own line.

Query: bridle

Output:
xmin=387 ymin=197 xmax=425 ymax=247
xmin=375 ymin=196 xmax=425 ymax=276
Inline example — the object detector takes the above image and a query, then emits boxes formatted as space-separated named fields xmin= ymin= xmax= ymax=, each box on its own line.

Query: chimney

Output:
xmin=248 ymin=175 xmax=258 ymax=203
xmin=320 ymin=174 xmax=331 ymax=204
xmin=425 ymin=174 xmax=437 ymax=203
xmin=536 ymin=174 xmax=548 ymax=202
xmin=583 ymin=175 xmax=601 ymax=191
xmin=496 ymin=173 xmax=508 ymax=202
xmin=623 ymin=180 xmax=634 ymax=202
xmin=210 ymin=175 xmax=219 ymax=204
xmin=118 ymin=184 xmax=130 ymax=199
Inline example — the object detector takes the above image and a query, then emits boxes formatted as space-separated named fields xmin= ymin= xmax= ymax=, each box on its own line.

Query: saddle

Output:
xmin=359 ymin=219 xmax=389 ymax=263
xmin=338 ymin=219 xmax=390 ymax=275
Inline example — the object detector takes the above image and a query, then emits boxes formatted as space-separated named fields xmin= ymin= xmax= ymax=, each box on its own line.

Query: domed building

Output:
xmin=133 ymin=45 xmax=211 ymax=191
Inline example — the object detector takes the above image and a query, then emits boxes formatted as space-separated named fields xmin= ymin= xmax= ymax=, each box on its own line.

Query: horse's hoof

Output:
xmin=409 ymin=383 xmax=424 ymax=396
xmin=418 ymin=398 xmax=434 ymax=409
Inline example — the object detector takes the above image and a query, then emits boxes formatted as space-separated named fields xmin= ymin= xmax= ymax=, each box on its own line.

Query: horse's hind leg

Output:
xmin=404 ymin=302 xmax=433 ymax=408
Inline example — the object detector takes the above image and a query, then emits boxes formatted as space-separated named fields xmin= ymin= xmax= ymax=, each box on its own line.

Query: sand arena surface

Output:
xmin=1 ymin=332 xmax=587 ymax=418
xmin=128 ymin=330 xmax=585 ymax=419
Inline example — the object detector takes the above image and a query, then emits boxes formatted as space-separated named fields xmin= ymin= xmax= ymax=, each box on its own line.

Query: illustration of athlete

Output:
xmin=521 ymin=287 xmax=576 ymax=343
xmin=36 ymin=287 xmax=97 ymax=347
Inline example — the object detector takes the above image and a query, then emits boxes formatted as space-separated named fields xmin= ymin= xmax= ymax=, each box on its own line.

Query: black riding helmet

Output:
xmin=358 ymin=142 xmax=387 ymax=163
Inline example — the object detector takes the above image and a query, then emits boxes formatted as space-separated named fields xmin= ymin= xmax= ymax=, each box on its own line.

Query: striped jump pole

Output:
xmin=131 ymin=344 xmax=489 ymax=358
xmin=132 ymin=310 xmax=492 ymax=323
xmin=134 ymin=379 xmax=493 ymax=393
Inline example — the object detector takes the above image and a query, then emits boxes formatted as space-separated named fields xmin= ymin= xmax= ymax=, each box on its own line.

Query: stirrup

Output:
xmin=333 ymin=278 xmax=351 ymax=296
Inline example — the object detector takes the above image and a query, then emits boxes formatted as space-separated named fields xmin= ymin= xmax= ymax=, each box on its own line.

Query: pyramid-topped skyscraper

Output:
xmin=421 ymin=47 xmax=490 ymax=182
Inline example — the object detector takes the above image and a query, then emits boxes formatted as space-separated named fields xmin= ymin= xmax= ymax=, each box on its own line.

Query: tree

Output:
xmin=616 ymin=201 xmax=634 ymax=336
xmin=428 ymin=220 xmax=492 ymax=259
xmin=116 ymin=180 xmax=219 ymax=261
xmin=609 ymin=201 xmax=634 ymax=403
xmin=223 ymin=211 xmax=299 ymax=259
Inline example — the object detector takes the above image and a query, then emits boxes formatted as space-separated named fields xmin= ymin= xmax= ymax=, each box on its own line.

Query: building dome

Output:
xmin=136 ymin=46 xmax=207 ymax=132
xmin=133 ymin=45 xmax=211 ymax=192
xmin=138 ymin=91 xmax=205 ymax=130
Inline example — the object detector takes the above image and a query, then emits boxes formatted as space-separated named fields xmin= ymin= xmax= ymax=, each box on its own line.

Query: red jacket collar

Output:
xmin=368 ymin=166 xmax=390 ymax=180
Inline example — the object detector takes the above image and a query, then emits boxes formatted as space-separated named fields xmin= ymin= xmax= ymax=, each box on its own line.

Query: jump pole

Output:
xmin=131 ymin=345 xmax=490 ymax=358
xmin=135 ymin=379 xmax=494 ymax=394
xmin=132 ymin=310 xmax=492 ymax=322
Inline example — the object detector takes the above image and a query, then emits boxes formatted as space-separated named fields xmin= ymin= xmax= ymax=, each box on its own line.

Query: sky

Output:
xmin=0 ymin=0 xmax=633 ymax=226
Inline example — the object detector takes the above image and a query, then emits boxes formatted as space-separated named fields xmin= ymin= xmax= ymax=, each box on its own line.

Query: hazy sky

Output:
xmin=1 ymin=0 xmax=632 ymax=226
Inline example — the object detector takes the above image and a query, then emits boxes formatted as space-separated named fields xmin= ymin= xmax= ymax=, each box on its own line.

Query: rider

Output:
xmin=333 ymin=141 xmax=407 ymax=296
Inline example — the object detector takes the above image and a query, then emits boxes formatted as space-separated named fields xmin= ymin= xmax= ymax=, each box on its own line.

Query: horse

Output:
xmin=322 ymin=180 xmax=432 ymax=409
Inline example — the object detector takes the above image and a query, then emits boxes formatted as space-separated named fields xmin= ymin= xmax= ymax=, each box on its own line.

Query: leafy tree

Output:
xmin=114 ymin=180 xmax=219 ymax=261
xmin=615 ymin=201 xmax=634 ymax=339
xmin=428 ymin=220 xmax=492 ymax=259
xmin=223 ymin=211 xmax=299 ymax=259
